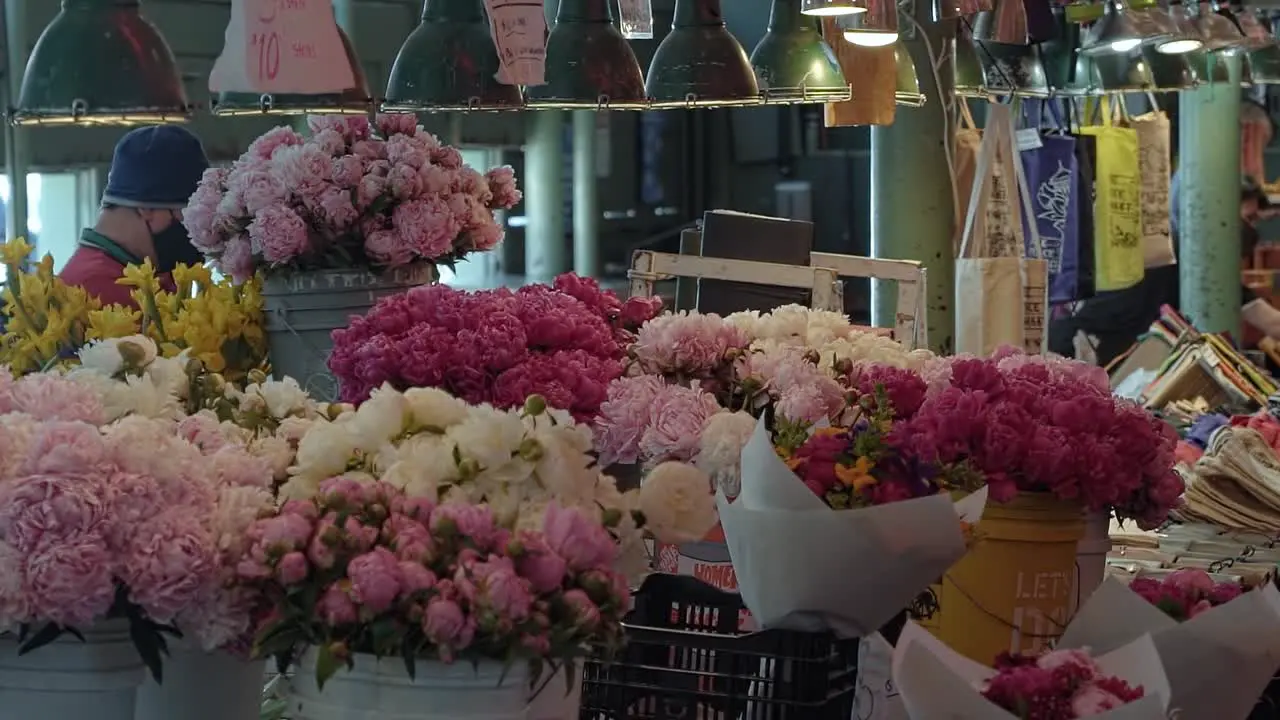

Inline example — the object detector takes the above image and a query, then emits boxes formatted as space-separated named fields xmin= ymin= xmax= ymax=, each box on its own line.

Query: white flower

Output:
xmin=210 ymin=485 xmax=274 ymax=556
xmin=695 ymin=411 xmax=757 ymax=490
xmin=446 ymin=405 xmax=526 ymax=471
xmin=246 ymin=377 xmax=312 ymax=419
xmin=146 ymin=353 xmax=190 ymax=399
xmin=249 ymin=434 xmax=294 ymax=481
xmin=278 ymin=475 xmax=321 ymax=501
xmin=382 ymin=434 xmax=459 ymax=499
xmin=276 ymin=416 xmax=315 ymax=444
xmin=352 ymin=384 xmax=411 ymax=446
xmin=639 ymin=462 xmax=718 ymax=544
xmin=77 ymin=339 xmax=127 ymax=376
xmin=121 ymin=373 xmax=183 ymax=420
xmin=293 ymin=417 xmax=361 ymax=481
xmin=531 ymin=428 xmax=597 ymax=503
xmin=404 ymin=387 xmax=469 ymax=429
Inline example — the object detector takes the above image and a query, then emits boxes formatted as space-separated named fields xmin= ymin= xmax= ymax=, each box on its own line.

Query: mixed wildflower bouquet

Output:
xmin=241 ymin=479 xmax=630 ymax=689
xmin=282 ymin=385 xmax=718 ymax=582
xmin=893 ymin=621 xmax=1169 ymax=720
xmin=327 ymin=273 xmax=661 ymax=415
xmin=894 ymin=347 xmax=1184 ymax=529
xmin=0 ymin=238 xmax=268 ymax=384
xmin=183 ymin=115 xmax=521 ymax=283
xmin=593 ymin=305 xmax=933 ymax=475
xmin=0 ymin=370 xmax=277 ymax=680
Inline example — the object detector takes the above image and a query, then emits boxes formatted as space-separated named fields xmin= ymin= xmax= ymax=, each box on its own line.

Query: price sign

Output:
xmin=209 ymin=0 xmax=354 ymax=94
xmin=618 ymin=0 xmax=654 ymax=40
xmin=482 ymin=0 xmax=548 ymax=87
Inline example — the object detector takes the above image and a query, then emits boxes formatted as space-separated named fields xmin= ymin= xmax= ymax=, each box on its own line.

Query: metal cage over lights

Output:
xmin=215 ymin=27 xmax=371 ymax=115
xmin=893 ymin=40 xmax=927 ymax=106
xmin=750 ymin=0 xmax=850 ymax=103
xmin=645 ymin=0 xmax=761 ymax=108
xmin=954 ymin=25 xmax=987 ymax=96
xmin=383 ymin=0 xmax=523 ymax=112
xmin=12 ymin=0 xmax=191 ymax=126
xmin=526 ymin=0 xmax=647 ymax=109
xmin=1144 ymin=45 xmax=1201 ymax=89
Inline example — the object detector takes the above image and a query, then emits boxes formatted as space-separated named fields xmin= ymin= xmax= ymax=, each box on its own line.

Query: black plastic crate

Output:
xmin=581 ymin=574 xmax=859 ymax=720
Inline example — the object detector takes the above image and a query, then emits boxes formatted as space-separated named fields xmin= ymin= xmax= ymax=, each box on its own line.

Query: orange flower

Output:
xmin=835 ymin=456 xmax=877 ymax=492
xmin=813 ymin=427 xmax=845 ymax=439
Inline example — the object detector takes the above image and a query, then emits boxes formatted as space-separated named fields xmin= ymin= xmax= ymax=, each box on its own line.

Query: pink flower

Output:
xmin=473 ymin=556 xmax=533 ymax=621
xmin=394 ymin=198 xmax=460 ymax=260
xmin=246 ymin=126 xmax=304 ymax=160
xmin=364 ymin=227 xmax=414 ymax=267
xmin=25 ymin=532 xmax=116 ymax=627
xmin=594 ymin=375 xmax=666 ymax=466
xmin=514 ymin=531 xmax=567 ymax=593
xmin=347 ymin=547 xmax=403 ymax=613
xmin=639 ymin=384 xmax=722 ymax=464
xmin=431 ymin=503 xmax=499 ymax=550
xmin=0 ymin=473 xmax=108 ymax=553
xmin=249 ymin=205 xmax=310 ymax=264
xmin=1071 ymin=684 xmax=1129 ymax=715
xmin=632 ymin=312 xmax=750 ymax=375
xmin=219 ymin=236 xmax=255 ymax=283
xmin=255 ymin=513 xmax=314 ymax=551
xmin=542 ymin=504 xmax=617 ymax=572
xmin=399 ymin=561 xmax=438 ymax=593
xmin=1166 ymin=568 xmax=1214 ymax=596
xmin=277 ymin=551 xmax=309 ymax=585
xmin=484 ymin=166 xmax=522 ymax=208
xmin=21 ymin=421 xmax=106 ymax=476
xmin=376 ymin=114 xmax=419 ymax=137
xmin=123 ymin=512 xmax=217 ymax=623
xmin=423 ymin=596 xmax=474 ymax=652
xmin=318 ymin=583 xmax=358 ymax=625
xmin=9 ymin=374 xmax=105 ymax=424
xmin=230 ymin=167 xmax=288 ymax=215
xmin=563 ymin=588 xmax=602 ymax=629
xmin=332 ymin=155 xmax=364 ymax=187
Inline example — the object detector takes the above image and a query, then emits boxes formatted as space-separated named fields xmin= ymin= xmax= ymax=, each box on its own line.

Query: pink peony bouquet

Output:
xmin=182 ymin=114 xmax=522 ymax=283
xmin=240 ymin=477 xmax=630 ymax=688
xmin=0 ymin=370 xmax=277 ymax=680
xmin=890 ymin=347 xmax=1184 ymax=528
xmin=1128 ymin=569 xmax=1244 ymax=622
xmin=327 ymin=273 xmax=661 ymax=415
xmin=981 ymin=648 xmax=1147 ymax=719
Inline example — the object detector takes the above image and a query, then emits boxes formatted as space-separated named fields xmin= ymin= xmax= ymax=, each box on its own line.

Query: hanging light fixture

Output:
xmin=12 ymin=0 xmax=190 ymax=125
xmin=1193 ymin=0 xmax=1247 ymax=53
xmin=1042 ymin=5 xmax=1096 ymax=95
xmin=1246 ymin=11 xmax=1280 ymax=84
xmin=1149 ymin=1 xmax=1204 ymax=54
xmin=1144 ymin=45 xmax=1200 ymax=88
xmin=1092 ymin=48 xmax=1155 ymax=90
xmin=1234 ymin=6 xmax=1274 ymax=51
xmin=841 ymin=0 xmax=899 ymax=46
xmin=646 ymin=0 xmax=760 ymax=107
xmin=527 ymin=0 xmax=647 ymax=108
xmin=972 ymin=0 xmax=1030 ymax=45
xmin=954 ymin=25 xmax=986 ymax=96
xmin=892 ymin=40 xmax=926 ymax=105
xmin=802 ymin=0 xmax=865 ymax=16
xmin=975 ymin=40 xmax=1050 ymax=95
xmin=928 ymin=0 xmax=993 ymax=23
xmin=751 ymin=0 xmax=849 ymax=103
xmin=384 ymin=0 xmax=523 ymax=111
xmin=1082 ymin=1 xmax=1149 ymax=55
xmin=215 ymin=27 xmax=370 ymax=115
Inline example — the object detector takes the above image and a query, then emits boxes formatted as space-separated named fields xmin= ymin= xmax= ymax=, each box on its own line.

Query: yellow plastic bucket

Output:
xmin=933 ymin=493 xmax=1085 ymax=664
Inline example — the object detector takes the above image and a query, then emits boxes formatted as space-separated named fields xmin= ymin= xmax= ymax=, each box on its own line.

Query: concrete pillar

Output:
xmin=525 ymin=110 xmax=568 ymax=282
xmin=1178 ymin=56 xmax=1242 ymax=336
xmin=4 ymin=0 xmax=31 ymax=243
xmin=870 ymin=23 xmax=957 ymax=354
xmin=38 ymin=173 xmax=79 ymax=270
xmin=572 ymin=110 xmax=599 ymax=277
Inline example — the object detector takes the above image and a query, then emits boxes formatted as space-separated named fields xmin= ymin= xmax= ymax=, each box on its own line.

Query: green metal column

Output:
xmin=1178 ymin=56 xmax=1242 ymax=336
xmin=870 ymin=24 xmax=956 ymax=353
xmin=572 ymin=110 xmax=600 ymax=277
xmin=525 ymin=110 xmax=568 ymax=282
xmin=3 ymin=0 xmax=31 ymax=242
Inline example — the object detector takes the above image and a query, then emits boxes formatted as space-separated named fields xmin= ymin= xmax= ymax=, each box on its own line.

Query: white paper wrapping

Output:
xmin=715 ymin=417 xmax=987 ymax=637
xmin=1060 ymin=577 xmax=1280 ymax=720
xmin=892 ymin=620 xmax=1171 ymax=720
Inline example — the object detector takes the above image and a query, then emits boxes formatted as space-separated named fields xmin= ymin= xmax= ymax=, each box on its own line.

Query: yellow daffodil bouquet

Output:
xmin=0 ymin=238 xmax=268 ymax=383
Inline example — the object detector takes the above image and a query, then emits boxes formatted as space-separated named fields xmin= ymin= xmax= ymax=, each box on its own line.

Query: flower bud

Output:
xmin=517 ymin=438 xmax=544 ymax=462
xmin=457 ymin=458 xmax=480 ymax=480
xmin=523 ymin=394 xmax=547 ymax=416
xmin=118 ymin=341 xmax=149 ymax=369
xmin=185 ymin=356 xmax=205 ymax=377
xmin=328 ymin=641 xmax=350 ymax=662
xmin=505 ymin=538 xmax=526 ymax=558
xmin=601 ymin=508 xmax=623 ymax=528
xmin=248 ymin=368 xmax=268 ymax=386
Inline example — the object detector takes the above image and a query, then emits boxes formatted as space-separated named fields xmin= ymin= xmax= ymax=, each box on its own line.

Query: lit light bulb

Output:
xmin=1157 ymin=38 xmax=1204 ymax=53
xmin=802 ymin=1 xmax=867 ymax=15
xmin=844 ymin=30 xmax=899 ymax=46
xmin=1110 ymin=38 xmax=1142 ymax=52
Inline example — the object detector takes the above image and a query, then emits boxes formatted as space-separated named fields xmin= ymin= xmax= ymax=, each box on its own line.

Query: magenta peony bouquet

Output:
xmin=327 ymin=273 xmax=661 ymax=415
xmin=981 ymin=648 xmax=1148 ymax=718
xmin=890 ymin=348 xmax=1184 ymax=528
xmin=182 ymin=114 xmax=522 ymax=283
xmin=0 ymin=371 xmax=276 ymax=680
xmin=1128 ymin=569 xmax=1244 ymax=622
xmin=241 ymin=477 xmax=629 ymax=688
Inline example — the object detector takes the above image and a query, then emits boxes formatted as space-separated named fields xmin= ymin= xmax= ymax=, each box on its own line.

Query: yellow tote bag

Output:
xmin=1080 ymin=99 xmax=1144 ymax=291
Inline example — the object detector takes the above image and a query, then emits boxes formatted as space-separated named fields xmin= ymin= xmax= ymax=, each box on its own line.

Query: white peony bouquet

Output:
xmin=726 ymin=305 xmax=934 ymax=372
xmin=284 ymin=384 xmax=719 ymax=581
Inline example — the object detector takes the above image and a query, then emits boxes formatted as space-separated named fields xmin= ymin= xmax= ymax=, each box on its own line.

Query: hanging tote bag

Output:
xmin=1079 ymin=98 xmax=1144 ymax=291
xmin=1132 ymin=98 xmax=1175 ymax=268
xmin=1071 ymin=114 xmax=1098 ymax=301
xmin=1020 ymin=100 xmax=1084 ymax=303
xmin=954 ymin=100 xmax=985 ymax=253
xmin=956 ymin=101 xmax=1050 ymax=356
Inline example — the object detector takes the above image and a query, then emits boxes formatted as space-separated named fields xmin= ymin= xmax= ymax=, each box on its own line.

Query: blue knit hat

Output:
xmin=102 ymin=126 xmax=210 ymax=209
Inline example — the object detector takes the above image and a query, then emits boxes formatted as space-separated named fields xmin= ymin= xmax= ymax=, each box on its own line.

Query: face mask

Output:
xmin=142 ymin=210 xmax=203 ymax=273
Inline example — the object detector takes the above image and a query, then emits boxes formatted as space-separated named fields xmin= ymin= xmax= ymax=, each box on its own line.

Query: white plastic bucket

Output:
xmin=289 ymin=648 xmax=530 ymax=720
xmin=1073 ymin=511 xmax=1113 ymax=614
xmin=527 ymin=664 xmax=582 ymax=720
xmin=134 ymin=644 xmax=265 ymax=720
xmin=0 ymin=620 xmax=145 ymax=720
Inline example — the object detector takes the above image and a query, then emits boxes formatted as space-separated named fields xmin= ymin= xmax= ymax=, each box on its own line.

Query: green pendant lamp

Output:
xmin=1082 ymin=1 xmax=1149 ymax=56
xmin=751 ymin=0 xmax=849 ymax=103
xmin=1042 ymin=5 xmax=1096 ymax=95
xmin=384 ymin=0 xmax=523 ymax=111
xmin=13 ymin=0 xmax=190 ymax=126
xmin=645 ymin=0 xmax=760 ymax=108
xmin=1144 ymin=45 xmax=1200 ymax=89
xmin=526 ymin=0 xmax=646 ymax=108
xmin=893 ymin=40 xmax=926 ymax=106
xmin=214 ymin=26 xmax=371 ymax=115
xmin=955 ymin=27 xmax=986 ymax=96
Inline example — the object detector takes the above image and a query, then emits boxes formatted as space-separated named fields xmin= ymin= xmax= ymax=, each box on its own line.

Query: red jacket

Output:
xmin=59 ymin=247 xmax=174 ymax=309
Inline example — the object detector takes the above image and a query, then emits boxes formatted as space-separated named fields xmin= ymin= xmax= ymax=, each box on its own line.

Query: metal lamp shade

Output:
xmin=975 ymin=41 xmax=1049 ymax=96
xmin=384 ymin=0 xmax=523 ymax=112
xmin=801 ymin=0 xmax=865 ymax=16
xmin=13 ymin=0 xmax=190 ymax=125
xmin=972 ymin=0 xmax=1030 ymax=45
xmin=841 ymin=0 xmax=899 ymax=47
xmin=1236 ymin=8 xmax=1276 ymax=51
xmin=1082 ymin=2 xmax=1149 ymax=56
xmin=1150 ymin=4 xmax=1204 ymax=54
xmin=1092 ymin=49 xmax=1155 ymax=91
xmin=1247 ymin=46 xmax=1280 ymax=84
xmin=750 ymin=0 xmax=848 ymax=103
xmin=1144 ymin=45 xmax=1200 ymax=89
xmin=646 ymin=0 xmax=760 ymax=107
xmin=955 ymin=28 xmax=987 ymax=96
xmin=1187 ymin=47 xmax=1232 ymax=80
xmin=893 ymin=40 xmax=926 ymax=105
xmin=1042 ymin=6 xmax=1096 ymax=95
xmin=216 ymin=27 xmax=371 ymax=115
xmin=1194 ymin=3 xmax=1247 ymax=53
xmin=527 ymin=0 xmax=647 ymax=108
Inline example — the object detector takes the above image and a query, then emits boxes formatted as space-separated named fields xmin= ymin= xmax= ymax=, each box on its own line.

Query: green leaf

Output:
xmin=400 ymin=633 xmax=418 ymax=681
xmin=127 ymin=612 xmax=166 ymax=684
xmin=314 ymin=644 xmax=344 ymax=692
xmin=18 ymin=623 xmax=67 ymax=655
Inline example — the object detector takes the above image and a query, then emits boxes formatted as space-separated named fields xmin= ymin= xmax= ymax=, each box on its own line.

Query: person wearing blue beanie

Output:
xmin=59 ymin=125 xmax=210 ymax=308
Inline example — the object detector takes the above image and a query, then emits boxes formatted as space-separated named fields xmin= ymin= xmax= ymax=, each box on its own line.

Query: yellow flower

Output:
xmin=835 ymin=456 xmax=877 ymax=492
xmin=88 ymin=305 xmax=143 ymax=340
xmin=0 ymin=238 xmax=32 ymax=266
xmin=118 ymin=260 xmax=161 ymax=295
